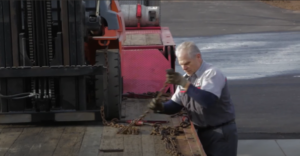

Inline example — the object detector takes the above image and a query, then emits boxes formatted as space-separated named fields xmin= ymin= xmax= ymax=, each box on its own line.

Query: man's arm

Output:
xmin=185 ymin=85 xmax=218 ymax=108
xmin=162 ymin=100 xmax=184 ymax=115
xmin=183 ymin=69 xmax=225 ymax=108
xmin=148 ymin=86 xmax=184 ymax=114
xmin=162 ymin=85 xmax=184 ymax=114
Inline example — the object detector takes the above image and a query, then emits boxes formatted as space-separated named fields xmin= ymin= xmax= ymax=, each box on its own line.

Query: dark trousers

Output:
xmin=196 ymin=122 xmax=238 ymax=156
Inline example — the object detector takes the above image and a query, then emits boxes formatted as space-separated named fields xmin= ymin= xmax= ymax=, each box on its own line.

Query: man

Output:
xmin=148 ymin=41 xmax=238 ymax=156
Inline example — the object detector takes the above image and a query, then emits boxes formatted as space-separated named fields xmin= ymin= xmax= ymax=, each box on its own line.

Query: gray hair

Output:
xmin=175 ymin=41 xmax=201 ymax=58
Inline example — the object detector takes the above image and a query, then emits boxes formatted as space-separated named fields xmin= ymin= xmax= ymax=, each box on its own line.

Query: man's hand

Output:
xmin=148 ymin=98 xmax=164 ymax=112
xmin=166 ymin=69 xmax=189 ymax=88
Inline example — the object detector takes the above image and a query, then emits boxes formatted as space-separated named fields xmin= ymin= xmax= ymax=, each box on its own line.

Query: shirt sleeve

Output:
xmin=201 ymin=68 xmax=226 ymax=98
xmin=171 ymin=86 xmax=183 ymax=105
xmin=163 ymin=100 xmax=184 ymax=114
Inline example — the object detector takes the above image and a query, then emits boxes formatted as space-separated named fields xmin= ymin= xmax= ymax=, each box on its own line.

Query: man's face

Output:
xmin=178 ymin=52 xmax=202 ymax=76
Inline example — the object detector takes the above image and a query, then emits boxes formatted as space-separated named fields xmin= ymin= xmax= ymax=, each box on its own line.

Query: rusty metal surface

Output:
xmin=0 ymin=65 xmax=103 ymax=78
xmin=188 ymin=124 xmax=207 ymax=156
xmin=161 ymin=27 xmax=175 ymax=46
xmin=9 ymin=0 xmax=20 ymax=67
xmin=0 ymin=1 xmax=6 ymax=67
xmin=170 ymin=112 xmax=206 ymax=156
xmin=3 ymin=0 xmax=12 ymax=67
xmin=125 ymin=29 xmax=161 ymax=35
xmin=60 ymin=0 xmax=70 ymax=65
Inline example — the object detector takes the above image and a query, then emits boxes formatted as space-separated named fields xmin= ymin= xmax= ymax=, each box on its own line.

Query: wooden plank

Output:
xmin=5 ymin=127 xmax=42 ymax=156
xmin=140 ymin=126 xmax=153 ymax=135
xmin=176 ymin=136 xmax=194 ymax=156
xmin=146 ymin=34 xmax=162 ymax=45
xmin=40 ymin=126 xmax=65 ymax=133
xmin=190 ymin=123 xmax=207 ymax=156
xmin=102 ymin=126 xmax=119 ymax=137
xmin=99 ymin=126 xmax=124 ymax=152
xmin=64 ymin=126 xmax=86 ymax=134
xmin=98 ymin=151 xmax=123 ymax=156
xmin=170 ymin=117 xmax=195 ymax=156
xmin=123 ymin=135 xmax=142 ymax=156
xmin=124 ymin=33 xmax=162 ymax=46
xmin=141 ymin=135 xmax=155 ymax=156
xmin=99 ymin=136 xmax=124 ymax=152
xmin=171 ymin=116 xmax=181 ymax=126
xmin=123 ymin=98 xmax=170 ymax=122
xmin=129 ymin=34 xmax=146 ymax=46
xmin=27 ymin=127 xmax=64 ymax=156
xmin=52 ymin=126 xmax=85 ymax=156
xmin=171 ymin=116 xmax=206 ymax=156
xmin=124 ymin=99 xmax=140 ymax=120
xmin=184 ymin=128 xmax=203 ymax=156
xmin=0 ymin=130 xmax=22 ymax=155
xmin=79 ymin=126 xmax=103 ymax=156
xmin=0 ymin=127 xmax=24 ymax=133
xmin=123 ymin=34 xmax=132 ymax=46
xmin=143 ymin=113 xmax=170 ymax=122
xmin=53 ymin=133 xmax=84 ymax=156
xmin=154 ymin=135 xmax=166 ymax=156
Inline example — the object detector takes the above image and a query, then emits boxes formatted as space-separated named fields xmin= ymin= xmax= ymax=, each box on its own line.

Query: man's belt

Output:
xmin=195 ymin=119 xmax=235 ymax=132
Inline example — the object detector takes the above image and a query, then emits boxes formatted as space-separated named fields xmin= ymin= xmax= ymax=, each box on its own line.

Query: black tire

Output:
xmin=106 ymin=51 xmax=122 ymax=119
xmin=95 ymin=49 xmax=122 ymax=120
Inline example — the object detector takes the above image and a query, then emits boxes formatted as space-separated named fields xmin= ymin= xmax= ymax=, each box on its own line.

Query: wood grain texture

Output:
xmin=99 ymin=136 xmax=124 ymax=152
xmin=4 ymin=127 xmax=42 ymax=156
xmin=98 ymin=151 xmax=123 ymax=156
xmin=146 ymin=34 xmax=162 ymax=45
xmin=141 ymin=135 xmax=155 ymax=156
xmin=123 ymin=33 xmax=162 ymax=46
xmin=52 ymin=126 xmax=85 ymax=156
xmin=27 ymin=127 xmax=63 ymax=156
xmin=154 ymin=135 xmax=166 ymax=156
xmin=0 ymin=130 xmax=22 ymax=155
xmin=79 ymin=126 xmax=103 ymax=156
xmin=129 ymin=34 xmax=146 ymax=46
xmin=123 ymin=135 xmax=142 ymax=156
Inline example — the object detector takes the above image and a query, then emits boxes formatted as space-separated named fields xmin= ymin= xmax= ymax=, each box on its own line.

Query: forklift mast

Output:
xmin=0 ymin=0 xmax=176 ymax=123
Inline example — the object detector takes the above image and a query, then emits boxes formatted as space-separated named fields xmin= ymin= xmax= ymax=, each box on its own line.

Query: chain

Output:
xmin=170 ymin=108 xmax=188 ymax=118
xmin=148 ymin=102 xmax=191 ymax=156
xmin=100 ymin=105 xmax=124 ymax=128
xmin=117 ymin=81 xmax=169 ymax=134
xmin=150 ymin=123 xmax=184 ymax=156
xmin=99 ymin=45 xmax=190 ymax=154
xmin=100 ymin=42 xmax=140 ymax=134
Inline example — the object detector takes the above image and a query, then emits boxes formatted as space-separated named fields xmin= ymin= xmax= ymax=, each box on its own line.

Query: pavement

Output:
xmin=161 ymin=0 xmax=300 ymax=37
xmin=161 ymin=0 xmax=300 ymax=156
xmin=237 ymin=139 xmax=300 ymax=156
xmin=160 ymin=1 xmax=300 ymax=155
xmin=160 ymin=0 xmax=300 ymax=137
xmin=173 ymin=32 xmax=300 ymax=135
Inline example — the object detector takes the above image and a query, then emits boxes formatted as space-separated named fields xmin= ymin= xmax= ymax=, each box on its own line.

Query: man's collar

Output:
xmin=195 ymin=61 xmax=206 ymax=77
xmin=183 ymin=73 xmax=188 ymax=78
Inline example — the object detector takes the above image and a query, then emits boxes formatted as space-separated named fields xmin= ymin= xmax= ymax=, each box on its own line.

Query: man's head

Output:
xmin=175 ymin=41 xmax=203 ymax=76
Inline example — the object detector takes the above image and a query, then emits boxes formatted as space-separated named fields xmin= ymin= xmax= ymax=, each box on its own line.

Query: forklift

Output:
xmin=0 ymin=0 xmax=175 ymax=123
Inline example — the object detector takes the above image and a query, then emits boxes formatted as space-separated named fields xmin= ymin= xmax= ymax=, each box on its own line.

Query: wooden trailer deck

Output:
xmin=0 ymin=99 xmax=206 ymax=156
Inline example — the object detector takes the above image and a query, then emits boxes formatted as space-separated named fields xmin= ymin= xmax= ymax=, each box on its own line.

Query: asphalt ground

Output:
xmin=161 ymin=0 xmax=300 ymax=37
xmin=160 ymin=0 xmax=300 ymax=138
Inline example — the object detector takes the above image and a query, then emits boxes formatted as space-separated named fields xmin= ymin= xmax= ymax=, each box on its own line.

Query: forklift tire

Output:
xmin=95 ymin=49 xmax=122 ymax=120
xmin=107 ymin=51 xmax=122 ymax=119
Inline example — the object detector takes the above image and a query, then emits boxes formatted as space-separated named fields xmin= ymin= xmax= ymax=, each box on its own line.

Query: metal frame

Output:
xmin=0 ymin=111 xmax=102 ymax=123
xmin=0 ymin=65 xmax=103 ymax=78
